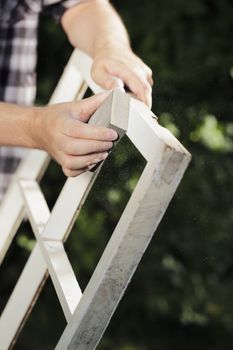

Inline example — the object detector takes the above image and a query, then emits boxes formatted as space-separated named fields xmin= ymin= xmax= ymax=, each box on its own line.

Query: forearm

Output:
xmin=0 ymin=103 xmax=37 ymax=148
xmin=61 ymin=0 xmax=153 ymax=107
xmin=0 ymin=93 xmax=118 ymax=178
xmin=61 ymin=0 xmax=131 ymax=57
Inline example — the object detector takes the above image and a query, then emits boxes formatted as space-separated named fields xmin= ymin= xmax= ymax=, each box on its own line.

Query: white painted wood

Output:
xmin=0 ymin=55 xmax=87 ymax=265
xmin=0 ymin=49 xmax=87 ymax=261
xmin=55 ymin=127 xmax=191 ymax=350
xmin=43 ymin=240 xmax=82 ymax=318
xmin=0 ymin=50 xmax=88 ymax=348
xmin=72 ymin=50 xmax=104 ymax=94
xmin=42 ymin=172 xmax=96 ymax=241
xmin=69 ymin=50 xmax=187 ymax=163
xmin=49 ymin=50 xmax=88 ymax=105
xmin=0 ymin=48 xmax=191 ymax=350
xmin=0 ymin=175 xmax=95 ymax=350
xmin=0 ymin=183 xmax=25 ymax=264
xmin=0 ymin=151 xmax=50 ymax=265
xmin=128 ymin=100 xmax=187 ymax=161
xmin=43 ymin=89 xmax=129 ymax=241
xmin=0 ymin=89 xmax=127 ymax=347
xmin=19 ymin=179 xmax=82 ymax=322
xmin=0 ymin=244 xmax=47 ymax=350
xmin=18 ymin=179 xmax=50 ymax=235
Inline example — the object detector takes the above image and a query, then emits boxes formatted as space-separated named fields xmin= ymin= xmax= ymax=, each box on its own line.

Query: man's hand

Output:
xmin=61 ymin=0 xmax=153 ymax=109
xmin=91 ymin=44 xmax=153 ymax=109
xmin=33 ymin=92 xmax=118 ymax=177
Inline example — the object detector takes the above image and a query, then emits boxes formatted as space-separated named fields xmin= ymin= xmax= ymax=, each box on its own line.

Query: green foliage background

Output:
xmin=0 ymin=0 xmax=233 ymax=349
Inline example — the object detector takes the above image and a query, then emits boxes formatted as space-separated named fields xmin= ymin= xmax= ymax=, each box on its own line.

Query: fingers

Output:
xmin=62 ymin=151 xmax=109 ymax=177
xmin=143 ymin=64 xmax=154 ymax=87
xmin=103 ymin=77 xmax=125 ymax=90
xmin=64 ymin=118 xmax=118 ymax=141
xmin=70 ymin=91 xmax=111 ymax=122
xmin=58 ymin=99 xmax=118 ymax=178
xmin=100 ymin=60 xmax=153 ymax=108
xmin=62 ymin=168 xmax=86 ymax=177
xmin=91 ymin=63 xmax=125 ymax=90
xmin=120 ymin=64 xmax=152 ymax=108
xmin=62 ymin=137 xmax=113 ymax=155
xmin=91 ymin=55 xmax=153 ymax=108
xmin=41 ymin=94 xmax=119 ymax=179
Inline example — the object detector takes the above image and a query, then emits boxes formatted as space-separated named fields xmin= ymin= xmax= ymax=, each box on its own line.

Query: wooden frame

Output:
xmin=0 ymin=49 xmax=191 ymax=350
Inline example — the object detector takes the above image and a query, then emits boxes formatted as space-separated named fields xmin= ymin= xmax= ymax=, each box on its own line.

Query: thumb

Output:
xmin=71 ymin=91 xmax=110 ymax=122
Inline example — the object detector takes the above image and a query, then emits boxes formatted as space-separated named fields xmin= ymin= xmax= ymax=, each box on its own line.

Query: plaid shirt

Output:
xmin=0 ymin=0 xmax=84 ymax=200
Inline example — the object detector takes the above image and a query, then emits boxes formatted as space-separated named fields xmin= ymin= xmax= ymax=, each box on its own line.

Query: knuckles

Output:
xmin=72 ymin=104 xmax=87 ymax=121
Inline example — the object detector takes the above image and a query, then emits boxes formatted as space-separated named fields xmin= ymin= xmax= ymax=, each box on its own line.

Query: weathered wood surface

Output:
xmin=0 ymin=88 xmax=131 ymax=349
xmin=19 ymin=179 xmax=82 ymax=322
xmin=0 ymin=49 xmax=88 ymax=265
xmin=88 ymin=88 xmax=129 ymax=171
xmin=55 ymin=119 xmax=191 ymax=350
xmin=0 ymin=48 xmax=191 ymax=350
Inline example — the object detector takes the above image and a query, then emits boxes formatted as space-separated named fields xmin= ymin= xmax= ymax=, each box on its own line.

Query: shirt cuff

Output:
xmin=42 ymin=0 xmax=88 ymax=22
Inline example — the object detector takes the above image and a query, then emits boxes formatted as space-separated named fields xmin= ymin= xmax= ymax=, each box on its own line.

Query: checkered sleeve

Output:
xmin=42 ymin=0 xmax=89 ymax=22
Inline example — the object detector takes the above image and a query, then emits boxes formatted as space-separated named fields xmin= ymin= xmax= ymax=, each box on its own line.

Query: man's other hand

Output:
xmin=61 ymin=0 xmax=153 ymax=109
xmin=91 ymin=44 xmax=153 ymax=109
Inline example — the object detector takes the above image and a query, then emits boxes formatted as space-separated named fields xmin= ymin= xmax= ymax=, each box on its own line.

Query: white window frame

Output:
xmin=0 ymin=49 xmax=191 ymax=350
